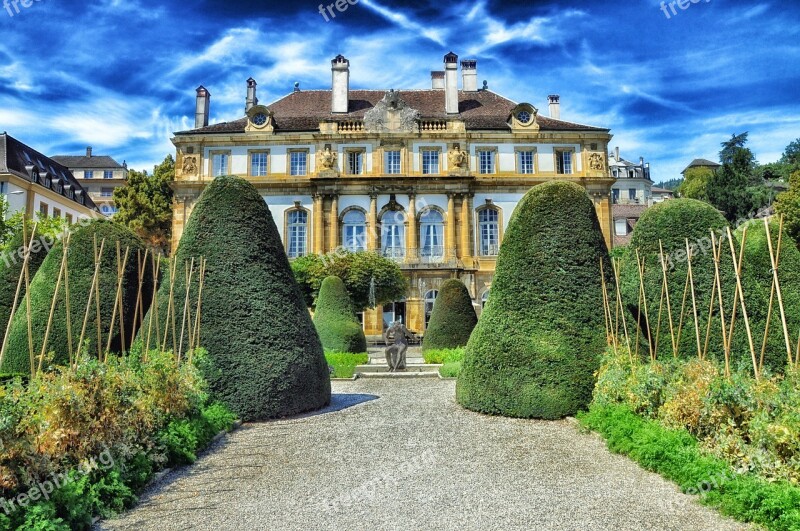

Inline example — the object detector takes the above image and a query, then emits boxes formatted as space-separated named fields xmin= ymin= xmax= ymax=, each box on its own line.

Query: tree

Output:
xmin=292 ymin=250 xmax=407 ymax=311
xmin=113 ymin=155 xmax=174 ymax=253
xmin=456 ymin=181 xmax=611 ymax=419
xmin=775 ymin=171 xmax=800 ymax=246
xmin=421 ymin=279 xmax=477 ymax=352
xmin=720 ymin=132 xmax=750 ymax=165
xmin=707 ymin=138 xmax=766 ymax=222
xmin=677 ymin=166 xmax=714 ymax=201
xmin=144 ymin=175 xmax=330 ymax=421
xmin=780 ymin=138 xmax=800 ymax=166
xmin=313 ymin=276 xmax=367 ymax=353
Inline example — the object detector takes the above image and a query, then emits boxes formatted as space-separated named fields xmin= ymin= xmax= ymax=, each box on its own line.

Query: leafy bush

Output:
xmin=324 ymin=352 xmax=369 ymax=379
xmin=2 ymin=219 xmax=151 ymax=374
xmin=421 ymin=279 xmax=477 ymax=352
xmin=143 ymin=175 xmax=330 ymax=421
xmin=439 ymin=362 xmax=461 ymax=378
xmin=313 ymin=276 xmax=367 ymax=353
xmin=422 ymin=347 xmax=464 ymax=364
xmin=457 ymin=181 xmax=612 ymax=419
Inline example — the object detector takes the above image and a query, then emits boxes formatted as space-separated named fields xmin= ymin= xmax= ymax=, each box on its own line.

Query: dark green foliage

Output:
xmin=422 ymin=279 xmax=477 ymax=351
xmin=313 ymin=276 xmax=367 ymax=354
xmin=579 ymin=405 xmax=800 ymax=530
xmin=457 ymin=181 xmax=611 ymax=419
xmin=1 ymin=220 xmax=151 ymax=373
xmin=144 ymin=175 xmax=330 ymax=421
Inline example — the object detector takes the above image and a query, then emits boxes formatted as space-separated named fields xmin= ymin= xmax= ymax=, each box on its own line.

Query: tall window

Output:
xmin=53 ymin=207 xmax=62 ymax=218
xmin=381 ymin=211 xmax=405 ymax=259
xmin=342 ymin=210 xmax=366 ymax=252
xmin=103 ymin=171 xmax=114 ymax=179
xmin=290 ymin=151 xmax=307 ymax=176
xmin=478 ymin=150 xmax=495 ymax=174
xmin=424 ymin=290 xmax=438 ymax=329
xmin=251 ymin=152 xmax=268 ymax=176
xmin=421 ymin=150 xmax=439 ymax=175
xmin=212 ymin=153 xmax=229 ymax=177
xmin=347 ymin=151 xmax=364 ymax=175
xmin=478 ymin=208 xmax=500 ymax=256
xmin=84 ymin=171 xmax=94 ymax=179
xmin=556 ymin=150 xmax=573 ymax=174
xmin=518 ymin=150 xmax=534 ymax=174
xmin=39 ymin=202 xmax=49 ymax=217
xmin=287 ymin=209 xmax=308 ymax=258
xmin=615 ymin=219 xmax=628 ymax=236
xmin=385 ymin=150 xmax=401 ymax=174
xmin=612 ymin=189 xmax=620 ymax=204
xmin=628 ymin=188 xmax=637 ymax=202
xmin=419 ymin=209 xmax=444 ymax=260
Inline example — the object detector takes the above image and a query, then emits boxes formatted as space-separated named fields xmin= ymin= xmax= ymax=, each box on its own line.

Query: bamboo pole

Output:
xmin=600 ymin=259 xmax=612 ymax=345
xmin=132 ymin=249 xmax=148 ymax=337
xmin=702 ymin=252 xmax=718 ymax=360
xmin=635 ymin=250 xmax=654 ymax=361
xmin=612 ymin=258 xmax=632 ymax=362
xmin=23 ymin=219 xmax=35 ymax=380
xmin=144 ymin=253 xmax=161 ymax=361
xmin=118 ymin=245 xmax=129 ymax=356
xmin=726 ymin=229 xmax=747 ymax=355
xmin=105 ymin=244 xmax=130 ymax=359
xmin=685 ymin=239 xmax=703 ymax=359
xmin=78 ymin=238 xmax=106 ymax=363
xmin=162 ymin=258 xmax=178 ymax=353
xmin=634 ymin=257 xmax=642 ymax=361
xmin=38 ymin=233 xmax=70 ymax=373
xmin=727 ymin=226 xmax=759 ymax=380
xmin=0 ymin=222 xmax=38 ymax=370
xmin=658 ymin=241 xmax=677 ymax=357
xmin=177 ymin=257 xmax=195 ymax=362
xmin=675 ymin=258 xmax=691 ymax=358
xmin=710 ymin=232 xmax=730 ymax=378
xmin=63 ymin=230 xmax=73 ymax=366
xmin=93 ymin=236 xmax=103 ymax=360
xmin=763 ymin=216 xmax=792 ymax=369
xmin=191 ymin=258 xmax=206 ymax=356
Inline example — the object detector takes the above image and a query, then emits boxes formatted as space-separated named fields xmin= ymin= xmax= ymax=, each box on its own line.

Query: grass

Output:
xmin=422 ymin=347 xmax=464 ymax=364
xmin=324 ymin=352 xmax=369 ymax=378
xmin=578 ymin=404 xmax=800 ymax=530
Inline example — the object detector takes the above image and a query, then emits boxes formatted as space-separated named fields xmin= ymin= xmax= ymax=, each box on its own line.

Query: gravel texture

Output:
xmin=98 ymin=379 xmax=750 ymax=531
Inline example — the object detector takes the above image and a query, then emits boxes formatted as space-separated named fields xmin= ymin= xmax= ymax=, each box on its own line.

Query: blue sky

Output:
xmin=1 ymin=0 xmax=798 ymax=182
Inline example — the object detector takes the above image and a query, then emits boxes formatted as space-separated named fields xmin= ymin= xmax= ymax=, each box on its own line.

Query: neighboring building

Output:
xmin=53 ymin=147 xmax=128 ymax=217
xmin=682 ymin=158 xmax=720 ymax=176
xmin=609 ymin=147 xmax=665 ymax=245
xmin=0 ymin=133 xmax=98 ymax=221
xmin=170 ymin=53 xmax=615 ymax=337
xmin=651 ymin=186 xmax=675 ymax=203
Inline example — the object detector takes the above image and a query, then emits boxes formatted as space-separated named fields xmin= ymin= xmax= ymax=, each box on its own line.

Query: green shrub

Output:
xmin=143 ymin=175 xmax=330 ymax=421
xmin=457 ymin=181 xmax=612 ymax=419
xmin=313 ymin=276 xmax=366 ymax=353
xmin=1 ymin=219 xmax=151 ymax=374
xmin=324 ymin=352 xmax=369 ymax=379
xmin=422 ymin=347 xmax=464 ymax=364
xmin=439 ymin=361 xmax=461 ymax=378
xmin=421 ymin=279 xmax=477 ymax=351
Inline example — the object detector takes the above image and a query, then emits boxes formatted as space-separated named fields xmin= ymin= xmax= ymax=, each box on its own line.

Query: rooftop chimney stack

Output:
xmin=548 ymin=94 xmax=560 ymax=120
xmin=195 ymin=86 xmax=210 ymax=129
xmin=245 ymin=78 xmax=258 ymax=112
xmin=86 ymin=146 xmax=92 ymax=157
xmin=444 ymin=51 xmax=459 ymax=114
xmin=331 ymin=54 xmax=350 ymax=114
xmin=431 ymin=71 xmax=445 ymax=90
xmin=615 ymin=146 xmax=620 ymax=161
xmin=461 ymin=59 xmax=477 ymax=91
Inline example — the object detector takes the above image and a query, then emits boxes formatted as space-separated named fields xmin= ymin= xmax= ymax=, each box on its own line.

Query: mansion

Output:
xmin=170 ymin=53 xmax=615 ymax=337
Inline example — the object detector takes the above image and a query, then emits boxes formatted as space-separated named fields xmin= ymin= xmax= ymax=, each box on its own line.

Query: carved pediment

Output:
xmin=364 ymin=90 xmax=420 ymax=133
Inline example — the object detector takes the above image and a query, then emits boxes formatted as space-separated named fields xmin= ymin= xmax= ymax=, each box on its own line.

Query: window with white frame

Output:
xmin=250 ymin=152 xmax=268 ymax=176
xmin=381 ymin=211 xmax=405 ymax=259
xmin=385 ymin=150 xmax=401 ymax=174
xmin=518 ymin=150 xmax=535 ymax=174
xmin=287 ymin=209 xmax=308 ymax=258
xmin=419 ymin=209 xmax=444 ymax=260
xmin=342 ymin=210 xmax=367 ymax=252
xmin=347 ymin=150 xmax=364 ymax=175
xmin=615 ymin=219 xmax=628 ymax=236
xmin=478 ymin=208 xmax=500 ymax=256
xmin=84 ymin=171 xmax=94 ymax=179
xmin=478 ymin=150 xmax=495 ymax=174
xmin=556 ymin=150 xmax=573 ymax=174
xmin=290 ymin=151 xmax=308 ymax=176
xmin=421 ymin=149 xmax=439 ymax=175
xmin=212 ymin=153 xmax=229 ymax=177
xmin=103 ymin=171 xmax=114 ymax=179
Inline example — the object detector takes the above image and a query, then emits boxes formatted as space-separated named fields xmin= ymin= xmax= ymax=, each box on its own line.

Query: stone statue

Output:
xmin=589 ymin=153 xmax=605 ymax=171
xmin=319 ymin=146 xmax=337 ymax=170
xmin=182 ymin=155 xmax=197 ymax=175
xmin=383 ymin=319 xmax=412 ymax=371
xmin=448 ymin=146 xmax=467 ymax=170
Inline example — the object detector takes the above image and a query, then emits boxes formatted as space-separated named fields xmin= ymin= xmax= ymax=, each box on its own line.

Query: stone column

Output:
xmin=446 ymin=193 xmax=457 ymax=259
xmin=460 ymin=193 xmax=473 ymax=262
xmin=406 ymin=193 xmax=417 ymax=262
xmin=367 ymin=194 xmax=378 ymax=251
xmin=313 ymin=194 xmax=324 ymax=254
xmin=329 ymin=194 xmax=339 ymax=250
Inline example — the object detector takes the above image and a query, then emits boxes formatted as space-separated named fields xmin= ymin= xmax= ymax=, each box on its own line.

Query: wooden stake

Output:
xmin=105 ymin=244 xmax=130 ymax=359
xmin=63 ymin=230 xmax=74 ymax=366
xmin=600 ymin=259 xmax=612 ymax=345
xmin=675 ymin=257 xmax=691 ymax=358
xmin=636 ymin=249 xmax=654 ymax=361
xmin=0 ymin=221 xmax=38 ymax=371
xmin=78 ymin=238 xmax=106 ymax=363
xmin=38 ymin=233 xmax=70 ymax=373
xmin=727 ymin=226 xmax=759 ymax=380
xmin=763 ymin=216 xmax=792 ymax=369
xmin=23 ymin=219 xmax=35 ymax=380
xmin=162 ymin=258 xmax=178 ymax=353
xmin=177 ymin=257 xmax=195 ymax=362
xmin=612 ymin=258 xmax=632 ymax=362
xmin=144 ymin=253 xmax=161 ymax=360
xmin=710 ymin=232 xmax=730 ymax=378
xmin=685 ymin=239 xmax=703 ymax=359
xmin=726 ymin=229 xmax=747 ymax=356
xmin=93 ymin=235 xmax=103 ymax=360
xmin=191 ymin=258 xmax=206 ymax=356
xmin=658 ymin=241 xmax=677 ymax=357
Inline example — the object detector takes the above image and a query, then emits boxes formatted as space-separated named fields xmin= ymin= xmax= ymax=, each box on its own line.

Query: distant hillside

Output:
xmin=655 ymin=178 xmax=683 ymax=191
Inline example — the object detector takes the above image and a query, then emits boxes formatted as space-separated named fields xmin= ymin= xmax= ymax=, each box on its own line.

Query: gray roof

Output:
xmin=51 ymin=154 xmax=125 ymax=170
xmin=0 ymin=133 xmax=98 ymax=211
xmin=682 ymin=158 xmax=721 ymax=174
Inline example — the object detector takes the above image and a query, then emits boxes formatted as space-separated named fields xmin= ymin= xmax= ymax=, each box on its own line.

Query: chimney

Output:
xmin=431 ymin=71 xmax=445 ymax=90
xmin=615 ymin=146 xmax=620 ymax=161
xmin=246 ymin=78 xmax=258 ymax=112
xmin=639 ymin=156 xmax=644 ymax=167
xmin=195 ymin=86 xmax=210 ymax=129
xmin=548 ymin=94 xmax=560 ymax=120
xmin=331 ymin=54 xmax=350 ymax=114
xmin=461 ymin=59 xmax=477 ymax=91
xmin=444 ymin=51 xmax=459 ymax=114
xmin=86 ymin=146 xmax=92 ymax=158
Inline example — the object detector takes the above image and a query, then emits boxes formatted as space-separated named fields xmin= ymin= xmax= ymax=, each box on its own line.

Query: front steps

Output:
xmin=355 ymin=347 xmax=442 ymax=378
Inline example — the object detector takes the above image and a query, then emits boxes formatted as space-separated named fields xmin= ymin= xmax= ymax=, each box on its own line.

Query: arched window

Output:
xmin=342 ymin=209 xmax=366 ymax=252
xmin=481 ymin=290 xmax=490 ymax=309
xmin=477 ymin=207 xmax=500 ymax=256
xmin=424 ymin=289 xmax=438 ymax=329
xmin=287 ymin=209 xmax=308 ymax=258
xmin=381 ymin=210 xmax=405 ymax=259
xmin=419 ymin=209 xmax=444 ymax=260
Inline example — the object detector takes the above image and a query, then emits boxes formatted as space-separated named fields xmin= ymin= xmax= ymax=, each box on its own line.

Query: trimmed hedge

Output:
xmin=144 ymin=175 xmax=330 ymax=421
xmin=1 ymin=220 xmax=150 ymax=373
xmin=421 ymin=279 xmax=477 ymax=351
xmin=456 ymin=181 xmax=611 ymax=419
xmin=313 ymin=275 xmax=367 ymax=353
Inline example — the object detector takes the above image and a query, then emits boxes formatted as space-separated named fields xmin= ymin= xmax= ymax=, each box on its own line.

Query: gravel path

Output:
xmin=98 ymin=379 xmax=750 ymax=531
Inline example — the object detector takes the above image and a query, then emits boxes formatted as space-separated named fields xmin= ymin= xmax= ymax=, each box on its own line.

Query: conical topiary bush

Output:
xmin=144 ymin=175 xmax=331 ymax=421
xmin=456 ymin=181 xmax=611 ymax=419
xmin=313 ymin=275 xmax=367 ymax=353
xmin=421 ymin=279 xmax=477 ymax=352
xmin=1 ymin=219 xmax=150 ymax=373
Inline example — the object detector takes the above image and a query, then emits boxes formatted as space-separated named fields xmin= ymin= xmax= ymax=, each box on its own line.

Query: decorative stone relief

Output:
xmin=364 ymin=90 xmax=420 ymax=133
xmin=181 ymin=155 xmax=198 ymax=177
xmin=448 ymin=144 xmax=469 ymax=176
xmin=589 ymin=153 xmax=605 ymax=171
